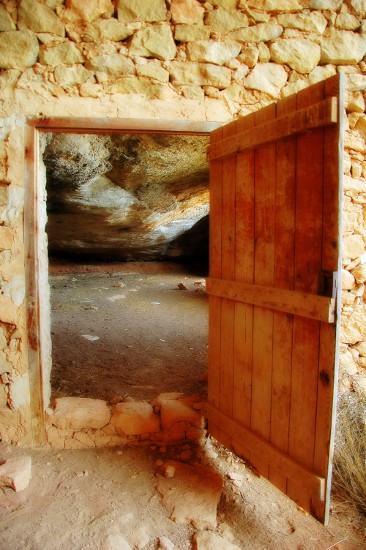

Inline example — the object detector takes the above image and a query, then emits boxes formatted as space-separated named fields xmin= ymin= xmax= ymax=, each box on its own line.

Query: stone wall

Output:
xmin=1 ymin=0 xmax=366 ymax=447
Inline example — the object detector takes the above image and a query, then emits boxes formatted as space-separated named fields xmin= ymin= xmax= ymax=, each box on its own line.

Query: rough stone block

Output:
xmin=171 ymin=61 xmax=231 ymax=88
xmin=117 ymin=0 xmax=167 ymax=23
xmin=0 ymin=5 xmax=16 ymax=31
xmin=321 ymin=29 xmax=366 ymax=65
xmin=135 ymin=60 xmax=169 ymax=82
xmin=160 ymin=397 xmax=202 ymax=430
xmin=89 ymin=19 xmax=134 ymax=42
xmin=64 ymin=0 xmax=114 ymax=22
xmin=247 ymin=0 xmax=302 ymax=9
xmin=277 ymin=12 xmax=327 ymax=34
xmin=171 ymin=0 xmax=204 ymax=25
xmin=111 ymin=401 xmax=160 ymax=435
xmin=85 ymin=54 xmax=135 ymax=80
xmin=130 ymin=25 xmax=177 ymax=61
xmin=343 ymin=234 xmax=365 ymax=261
xmin=270 ymin=39 xmax=321 ymax=74
xmin=39 ymin=43 xmax=84 ymax=66
xmin=245 ymin=62 xmax=288 ymax=98
xmin=350 ymin=0 xmax=366 ymax=16
xmin=50 ymin=397 xmax=111 ymax=430
xmin=205 ymin=6 xmax=248 ymax=34
xmin=54 ymin=65 xmax=94 ymax=86
xmin=175 ymin=24 xmax=211 ymax=42
xmin=0 ymin=31 xmax=39 ymax=70
xmin=229 ymin=23 xmax=283 ymax=43
xmin=187 ymin=40 xmax=241 ymax=66
xmin=0 ymin=455 xmax=32 ymax=491
xmin=107 ymin=77 xmax=177 ymax=99
xmin=18 ymin=0 xmax=65 ymax=36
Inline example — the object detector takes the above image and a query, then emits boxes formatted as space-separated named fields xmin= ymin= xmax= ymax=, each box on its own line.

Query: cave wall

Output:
xmin=0 ymin=0 xmax=366 ymax=445
xmin=43 ymin=132 xmax=210 ymax=261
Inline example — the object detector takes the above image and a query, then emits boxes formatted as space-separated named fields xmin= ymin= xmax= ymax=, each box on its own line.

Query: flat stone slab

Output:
xmin=0 ymin=455 xmax=32 ymax=492
xmin=156 ymin=460 xmax=223 ymax=530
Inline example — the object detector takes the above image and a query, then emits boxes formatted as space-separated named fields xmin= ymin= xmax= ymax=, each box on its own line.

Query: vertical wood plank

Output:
xmin=287 ymin=80 xmax=325 ymax=511
xmin=269 ymin=93 xmax=297 ymax=492
xmin=250 ymin=103 xmax=276 ymax=477
xmin=219 ymin=121 xmax=237 ymax=449
xmin=24 ymin=126 xmax=47 ymax=446
xmin=232 ymin=113 xmax=256 ymax=461
xmin=208 ymin=126 xmax=223 ymax=441
xmin=312 ymin=74 xmax=344 ymax=524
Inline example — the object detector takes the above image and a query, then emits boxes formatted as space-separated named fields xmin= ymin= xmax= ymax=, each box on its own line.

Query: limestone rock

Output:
xmin=64 ymin=0 xmax=114 ymax=22
xmin=353 ymin=341 xmax=366 ymax=356
xmin=0 ymin=31 xmax=39 ymax=70
xmin=85 ymin=54 xmax=135 ymax=81
xmin=159 ymin=397 xmax=202 ymax=430
xmin=39 ymin=43 xmax=84 ymax=66
xmin=239 ymin=45 xmax=259 ymax=68
xmin=308 ymin=64 xmax=336 ymax=85
xmin=335 ymin=14 xmax=360 ymax=31
xmin=156 ymin=460 xmax=223 ymax=529
xmin=193 ymin=531 xmax=242 ymax=550
xmin=245 ymin=62 xmax=288 ymax=97
xmin=187 ymin=40 xmax=241 ymax=66
xmin=51 ymin=397 xmax=111 ymax=430
xmin=352 ymin=264 xmax=366 ymax=284
xmin=209 ymin=0 xmax=238 ymax=8
xmin=321 ymin=29 xmax=366 ymax=65
xmin=270 ymin=39 xmax=321 ymax=74
xmin=0 ymin=456 xmax=32 ymax=492
xmin=111 ymin=401 xmax=160 ymax=435
xmin=89 ymin=19 xmax=134 ymax=42
xmin=342 ymin=269 xmax=356 ymax=290
xmin=229 ymin=23 xmax=283 ymax=43
xmin=310 ymin=0 xmax=342 ymax=8
xmin=350 ymin=0 xmax=366 ymax=16
xmin=247 ymin=0 xmax=302 ymax=9
xmin=341 ymin=305 xmax=366 ymax=344
xmin=175 ymin=24 xmax=211 ymax=42
xmin=0 ymin=5 xmax=16 ymax=31
xmin=136 ymin=60 xmax=169 ymax=82
xmin=18 ymin=0 xmax=65 ymax=36
xmin=205 ymin=7 xmax=248 ymax=34
xmin=54 ymin=65 xmax=94 ymax=86
xmin=130 ymin=25 xmax=177 ymax=61
xmin=170 ymin=61 xmax=231 ymax=87
xmin=108 ymin=76 xmax=177 ymax=99
xmin=117 ymin=0 xmax=167 ymax=23
xmin=343 ymin=234 xmax=365 ymax=261
xmin=171 ymin=0 xmax=204 ymax=25
xmin=277 ymin=12 xmax=327 ymax=34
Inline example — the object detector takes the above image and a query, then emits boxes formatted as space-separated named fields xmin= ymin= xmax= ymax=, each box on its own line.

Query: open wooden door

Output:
xmin=205 ymin=74 xmax=344 ymax=524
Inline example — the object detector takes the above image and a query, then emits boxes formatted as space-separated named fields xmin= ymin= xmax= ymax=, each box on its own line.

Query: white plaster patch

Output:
xmin=8 ymin=372 xmax=31 ymax=410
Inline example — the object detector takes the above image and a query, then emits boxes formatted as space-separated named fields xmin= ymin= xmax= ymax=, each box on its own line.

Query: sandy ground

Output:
xmin=49 ymin=263 xmax=208 ymax=402
xmin=0 ymin=437 xmax=365 ymax=550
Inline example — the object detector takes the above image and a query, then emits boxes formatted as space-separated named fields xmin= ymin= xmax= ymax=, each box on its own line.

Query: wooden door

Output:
xmin=206 ymin=74 xmax=344 ymax=525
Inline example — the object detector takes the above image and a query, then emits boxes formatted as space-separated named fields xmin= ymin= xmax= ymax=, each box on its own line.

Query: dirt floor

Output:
xmin=0 ymin=437 xmax=365 ymax=550
xmin=1 ymin=262 xmax=364 ymax=549
xmin=49 ymin=262 xmax=208 ymax=402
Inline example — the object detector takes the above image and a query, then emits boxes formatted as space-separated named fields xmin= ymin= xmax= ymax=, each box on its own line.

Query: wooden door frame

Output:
xmin=24 ymin=117 xmax=219 ymax=445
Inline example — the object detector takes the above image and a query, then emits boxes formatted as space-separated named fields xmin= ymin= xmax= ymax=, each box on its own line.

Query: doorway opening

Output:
xmin=25 ymin=119 xmax=217 ymax=414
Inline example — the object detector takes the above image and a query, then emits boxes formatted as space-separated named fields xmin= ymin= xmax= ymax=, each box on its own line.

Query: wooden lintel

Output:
xmin=206 ymin=278 xmax=336 ymax=323
xmin=27 ymin=117 xmax=219 ymax=135
xmin=204 ymin=402 xmax=325 ymax=498
xmin=209 ymin=96 xmax=337 ymax=160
